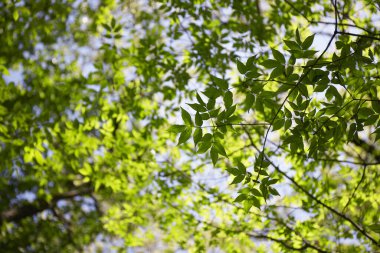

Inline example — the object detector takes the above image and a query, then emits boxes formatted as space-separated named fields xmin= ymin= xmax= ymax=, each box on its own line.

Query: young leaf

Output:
xmin=243 ymin=200 xmax=253 ymax=212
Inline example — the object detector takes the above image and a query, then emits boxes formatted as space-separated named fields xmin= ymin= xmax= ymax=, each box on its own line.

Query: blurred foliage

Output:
xmin=1 ymin=0 xmax=380 ymax=252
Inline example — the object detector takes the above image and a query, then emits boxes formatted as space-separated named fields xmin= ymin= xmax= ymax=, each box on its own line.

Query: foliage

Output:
xmin=1 ymin=0 xmax=380 ymax=252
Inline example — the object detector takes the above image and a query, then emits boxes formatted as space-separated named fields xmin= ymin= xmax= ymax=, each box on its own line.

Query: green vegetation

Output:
xmin=1 ymin=0 xmax=380 ymax=252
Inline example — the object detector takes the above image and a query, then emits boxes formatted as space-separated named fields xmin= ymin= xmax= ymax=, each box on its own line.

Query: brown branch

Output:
xmin=256 ymin=4 xmax=339 ymax=182
xmin=342 ymin=165 xmax=367 ymax=213
xmin=337 ymin=31 xmax=380 ymax=41
xmin=266 ymin=139 xmax=380 ymax=166
xmin=274 ymin=164 xmax=379 ymax=246
xmin=243 ymin=129 xmax=380 ymax=247
xmin=198 ymin=122 xmax=270 ymax=128
xmin=0 ymin=184 xmax=93 ymax=223
xmin=169 ymin=202 xmax=326 ymax=252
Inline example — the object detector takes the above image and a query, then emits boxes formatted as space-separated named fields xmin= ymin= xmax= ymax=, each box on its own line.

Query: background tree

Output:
xmin=1 ymin=0 xmax=380 ymax=252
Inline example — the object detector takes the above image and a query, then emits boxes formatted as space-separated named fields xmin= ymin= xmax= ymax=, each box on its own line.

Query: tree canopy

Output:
xmin=1 ymin=0 xmax=380 ymax=252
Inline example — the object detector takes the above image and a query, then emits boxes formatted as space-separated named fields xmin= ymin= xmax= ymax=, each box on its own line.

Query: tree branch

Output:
xmin=244 ymin=129 xmax=380 ymax=247
xmin=0 ymin=184 xmax=93 ymax=224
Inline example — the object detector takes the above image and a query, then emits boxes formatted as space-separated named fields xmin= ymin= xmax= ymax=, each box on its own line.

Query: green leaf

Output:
xmin=181 ymin=107 xmax=193 ymax=125
xmin=204 ymin=86 xmax=222 ymax=98
xmin=34 ymin=150 xmax=45 ymax=165
xmin=213 ymin=141 xmax=228 ymax=157
xmin=202 ymin=133 xmax=213 ymax=143
xmin=251 ymin=196 xmax=261 ymax=209
xmin=196 ymin=92 xmax=206 ymax=106
xmin=193 ymin=128 xmax=202 ymax=145
xmin=13 ymin=10 xmax=19 ymax=21
xmin=210 ymin=146 xmax=218 ymax=166
xmin=246 ymin=55 xmax=257 ymax=67
xmin=208 ymin=108 xmax=219 ymax=117
xmin=272 ymin=48 xmax=285 ymax=64
xmin=270 ymin=66 xmax=283 ymax=79
xmin=251 ymin=188 xmax=262 ymax=197
xmin=237 ymin=60 xmax=247 ymax=74
xmin=111 ymin=17 xmax=116 ymax=28
xmin=295 ymin=28 xmax=301 ymax=44
xmin=284 ymin=107 xmax=292 ymax=118
xmin=261 ymin=59 xmax=280 ymax=69
xmin=226 ymin=167 xmax=241 ymax=176
xmin=211 ymin=76 xmax=228 ymax=90
xmin=234 ymin=194 xmax=247 ymax=202
xmin=224 ymin=91 xmax=233 ymax=108
xmin=260 ymin=183 xmax=269 ymax=200
xmin=178 ymin=127 xmax=192 ymax=145
xmin=268 ymin=179 xmax=279 ymax=185
xmin=358 ymin=107 xmax=374 ymax=118
xmin=197 ymin=140 xmax=212 ymax=153
xmin=237 ymin=162 xmax=246 ymax=174
xmin=243 ymin=200 xmax=253 ymax=212
xmin=200 ymin=113 xmax=210 ymax=120
xmin=302 ymin=34 xmax=315 ymax=49
xmin=368 ymin=224 xmax=380 ymax=233
xmin=372 ymin=100 xmax=380 ymax=114
xmin=272 ymin=118 xmax=284 ymax=131
xmin=169 ymin=124 xmax=187 ymax=133
xmin=187 ymin=103 xmax=207 ymax=112
xmin=244 ymin=93 xmax=255 ymax=111
xmin=195 ymin=112 xmax=203 ymax=126
xmin=269 ymin=187 xmax=280 ymax=196
xmin=207 ymin=98 xmax=216 ymax=110
xmin=284 ymin=119 xmax=292 ymax=130
xmin=284 ymin=40 xmax=301 ymax=50
xmin=231 ymin=175 xmax=245 ymax=184
xmin=314 ymin=83 xmax=328 ymax=92
xmin=298 ymin=84 xmax=308 ymax=97
xmin=225 ymin=105 xmax=236 ymax=118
